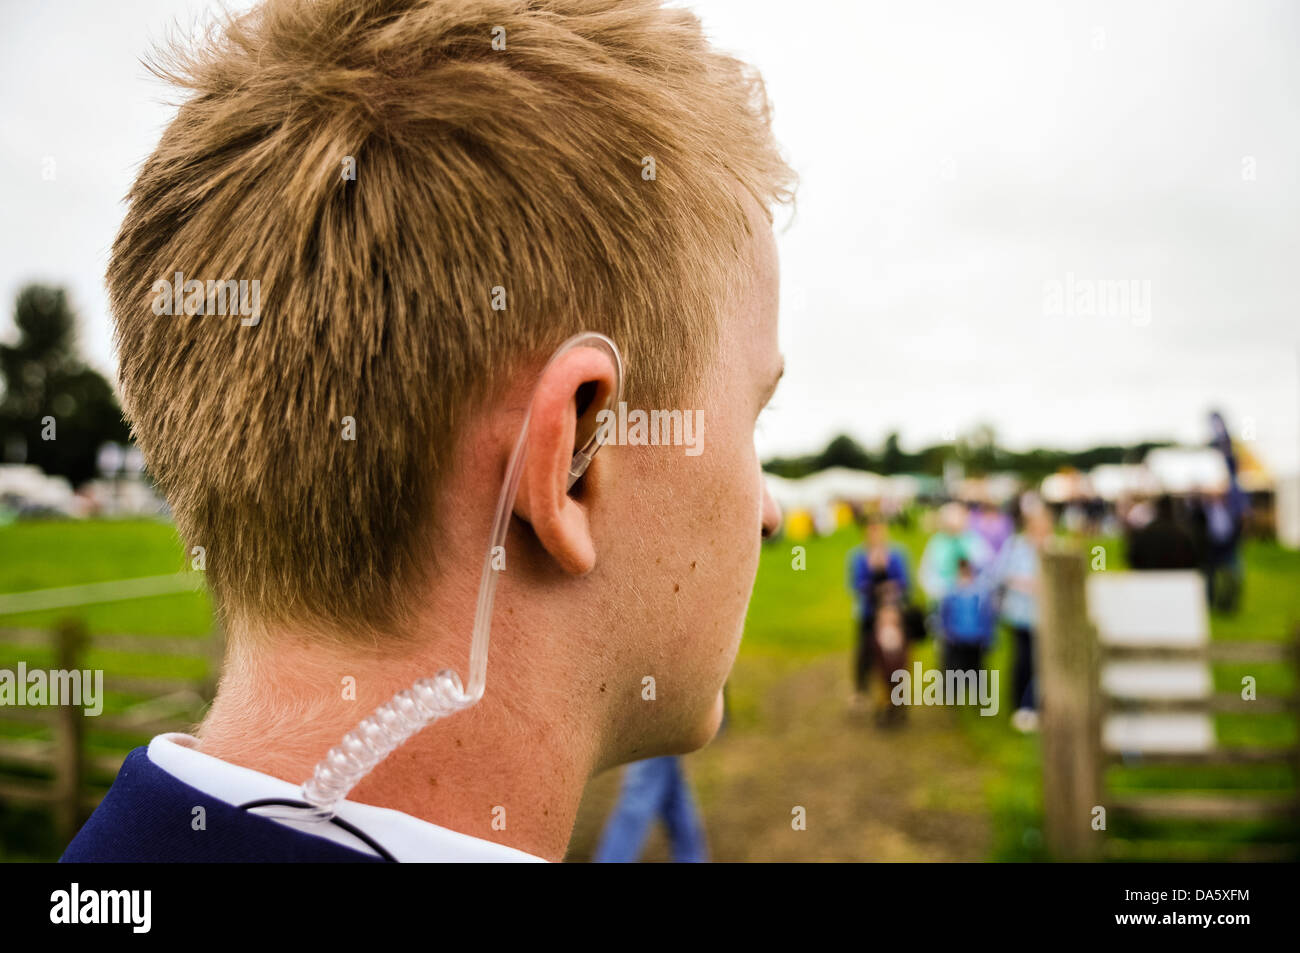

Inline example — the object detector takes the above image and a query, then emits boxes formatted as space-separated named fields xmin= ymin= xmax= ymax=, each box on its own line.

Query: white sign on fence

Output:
xmin=1086 ymin=571 xmax=1208 ymax=647
xmin=1086 ymin=570 xmax=1214 ymax=755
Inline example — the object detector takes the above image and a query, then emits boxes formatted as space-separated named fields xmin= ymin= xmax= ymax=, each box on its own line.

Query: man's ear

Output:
xmin=513 ymin=345 xmax=618 ymax=575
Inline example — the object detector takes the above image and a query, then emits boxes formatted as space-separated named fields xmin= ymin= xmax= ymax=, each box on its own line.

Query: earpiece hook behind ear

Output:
xmin=565 ymin=332 xmax=624 ymax=489
xmin=298 ymin=331 xmax=624 ymax=819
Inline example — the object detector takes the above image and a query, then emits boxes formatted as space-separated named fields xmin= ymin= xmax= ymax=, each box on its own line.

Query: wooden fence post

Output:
xmin=1038 ymin=545 xmax=1102 ymax=859
xmin=53 ymin=618 xmax=87 ymax=842
xmin=1293 ymin=626 xmax=1300 ymax=825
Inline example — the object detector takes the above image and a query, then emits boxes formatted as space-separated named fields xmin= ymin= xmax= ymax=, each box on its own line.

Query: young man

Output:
xmin=63 ymin=0 xmax=793 ymax=862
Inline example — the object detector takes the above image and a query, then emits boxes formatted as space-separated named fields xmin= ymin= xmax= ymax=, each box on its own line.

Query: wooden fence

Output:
xmin=0 ymin=620 xmax=223 ymax=841
xmin=1039 ymin=548 xmax=1300 ymax=861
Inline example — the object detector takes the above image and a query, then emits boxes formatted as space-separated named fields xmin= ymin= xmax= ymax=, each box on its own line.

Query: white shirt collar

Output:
xmin=147 ymin=733 xmax=547 ymax=863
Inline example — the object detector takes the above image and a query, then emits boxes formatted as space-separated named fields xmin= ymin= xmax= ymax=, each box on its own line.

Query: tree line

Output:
xmin=763 ymin=430 xmax=1173 ymax=484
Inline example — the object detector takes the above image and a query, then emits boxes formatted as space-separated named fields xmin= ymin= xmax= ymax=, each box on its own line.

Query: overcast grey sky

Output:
xmin=2 ymin=0 xmax=1297 ymax=473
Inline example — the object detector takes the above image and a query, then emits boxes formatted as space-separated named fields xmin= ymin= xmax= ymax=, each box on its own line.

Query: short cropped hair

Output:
xmin=109 ymin=0 xmax=794 ymax=639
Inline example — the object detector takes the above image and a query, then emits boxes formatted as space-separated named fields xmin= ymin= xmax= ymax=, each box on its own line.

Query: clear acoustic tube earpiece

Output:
xmin=283 ymin=331 xmax=624 ymax=821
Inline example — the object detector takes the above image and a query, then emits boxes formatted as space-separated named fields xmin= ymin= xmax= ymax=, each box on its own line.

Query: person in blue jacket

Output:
xmin=847 ymin=515 xmax=914 ymax=715
xmin=939 ymin=558 xmax=998 ymax=676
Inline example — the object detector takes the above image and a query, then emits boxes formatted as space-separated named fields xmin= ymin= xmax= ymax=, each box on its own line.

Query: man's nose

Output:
xmin=760 ymin=478 xmax=782 ymax=540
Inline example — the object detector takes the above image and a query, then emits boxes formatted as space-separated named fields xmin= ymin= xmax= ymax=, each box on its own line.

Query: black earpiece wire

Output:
xmin=237 ymin=797 xmax=398 ymax=862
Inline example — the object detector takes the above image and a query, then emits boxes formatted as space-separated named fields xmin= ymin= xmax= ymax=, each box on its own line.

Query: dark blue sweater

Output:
xmin=61 ymin=748 xmax=383 ymax=863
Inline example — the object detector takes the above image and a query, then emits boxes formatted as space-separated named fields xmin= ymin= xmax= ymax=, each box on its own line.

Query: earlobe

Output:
xmin=511 ymin=346 xmax=618 ymax=576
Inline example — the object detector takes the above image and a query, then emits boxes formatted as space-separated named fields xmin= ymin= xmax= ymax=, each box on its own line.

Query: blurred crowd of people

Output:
xmin=1120 ymin=413 xmax=1249 ymax=613
xmin=847 ymin=497 xmax=1054 ymax=733
xmin=846 ymin=466 xmax=1250 ymax=732
xmin=1121 ymin=490 xmax=1246 ymax=613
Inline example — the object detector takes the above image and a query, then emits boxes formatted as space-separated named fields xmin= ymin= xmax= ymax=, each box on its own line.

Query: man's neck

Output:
xmin=194 ymin=632 xmax=601 ymax=861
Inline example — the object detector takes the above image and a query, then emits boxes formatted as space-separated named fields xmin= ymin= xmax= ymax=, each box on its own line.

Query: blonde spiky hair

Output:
xmin=109 ymin=0 xmax=794 ymax=638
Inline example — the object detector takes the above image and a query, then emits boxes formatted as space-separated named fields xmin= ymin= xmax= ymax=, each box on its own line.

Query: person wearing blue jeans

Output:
xmin=593 ymin=756 xmax=708 ymax=862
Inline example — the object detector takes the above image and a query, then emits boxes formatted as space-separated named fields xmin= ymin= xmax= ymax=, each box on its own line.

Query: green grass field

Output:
xmin=1 ymin=516 xmax=1297 ymax=861
xmin=738 ymin=522 xmax=1299 ymax=860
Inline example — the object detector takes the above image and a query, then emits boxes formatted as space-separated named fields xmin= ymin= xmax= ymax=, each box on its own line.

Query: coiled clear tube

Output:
xmin=294 ymin=332 xmax=623 ymax=819
xmin=300 ymin=670 xmax=468 ymax=811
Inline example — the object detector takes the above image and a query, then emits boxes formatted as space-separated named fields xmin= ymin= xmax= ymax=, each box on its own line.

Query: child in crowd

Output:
xmin=939 ymin=558 xmax=997 ymax=675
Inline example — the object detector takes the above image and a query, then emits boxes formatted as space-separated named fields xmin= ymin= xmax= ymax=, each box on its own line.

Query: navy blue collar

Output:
xmin=62 ymin=748 xmax=384 ymax=863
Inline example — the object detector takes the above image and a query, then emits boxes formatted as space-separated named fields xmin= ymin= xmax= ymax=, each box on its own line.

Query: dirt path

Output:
xmin=566 ymin=653 xmax=994 ymax=861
